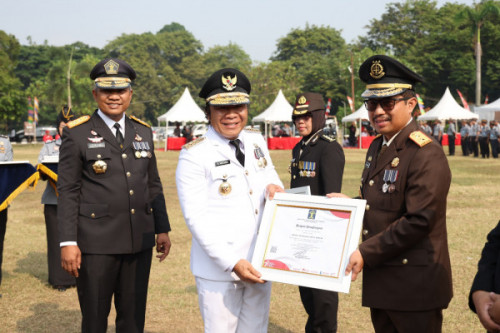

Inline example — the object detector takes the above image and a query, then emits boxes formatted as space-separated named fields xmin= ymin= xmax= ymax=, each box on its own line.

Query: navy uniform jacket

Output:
xmin=469 ymin=221 xmax=500 ymax=312
xmin=57 ymin=111 xmax=170 ymax=254
xmin=358 ymin=120 xmax=453 ymax=311
xmin=290 ymin=130 xmax=345 ymax=195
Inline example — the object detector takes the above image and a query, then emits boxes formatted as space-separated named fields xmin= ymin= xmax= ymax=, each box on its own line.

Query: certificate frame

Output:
xmin=251 ymin=192 xmax=366 ymax=293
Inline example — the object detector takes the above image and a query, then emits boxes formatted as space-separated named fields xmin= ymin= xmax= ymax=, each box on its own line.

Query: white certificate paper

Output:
xmin=251 ymin=192 xmax=366 ymax=293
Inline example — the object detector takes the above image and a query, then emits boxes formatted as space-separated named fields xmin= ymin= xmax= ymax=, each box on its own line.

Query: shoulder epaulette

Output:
xmin=67 ymin=115 xmax=90 ymax=129
xmin=183 ymin=137 xmax=206 ymax=150
xmin=321 ymin=134 xmax=336 ymax=142
xmin=130 ymin=115 xmax=151 ymax=128
xmin=409 ymin=130 xmax=432 ymax=147
xmin=375 ymin=134 xmax=382 ymax=139
xmin=244 ymin=128 xmax=261 ymax=133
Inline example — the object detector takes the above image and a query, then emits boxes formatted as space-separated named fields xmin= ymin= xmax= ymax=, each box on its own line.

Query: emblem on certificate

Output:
xmin=254 ymin=144 xmax=267 ymax=168
xmin=92 ymin=160 xmax=107 ymax=174
xmin=382 ymin=169 xmax=398 ymax=193
xmin=219 ymin=174 xmax=232 ymax=196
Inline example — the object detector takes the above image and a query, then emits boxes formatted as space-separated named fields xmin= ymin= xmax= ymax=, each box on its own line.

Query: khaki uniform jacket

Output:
xmin=57 ymin=111 xmax=170 ymax=254
xmin=359 ymin=120 xmax=453 ymax=311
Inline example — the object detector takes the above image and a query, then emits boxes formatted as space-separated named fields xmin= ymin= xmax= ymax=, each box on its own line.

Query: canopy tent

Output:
xmin=156 ymin=87 xmax=207 ymax=150
xmin=341 ymin=104 xmax=369 ymax=148
xmin=252 ymin=89 xmax=293 ymax=138
xmin=473 ymin=97 xmax=500 ymax=121
xmin=417 ymin=87 xmax=479 ymax=121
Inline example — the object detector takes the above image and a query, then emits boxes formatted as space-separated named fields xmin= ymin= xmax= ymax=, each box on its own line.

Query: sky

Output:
xmin=1 ymin=0 xmax=476 ymax=63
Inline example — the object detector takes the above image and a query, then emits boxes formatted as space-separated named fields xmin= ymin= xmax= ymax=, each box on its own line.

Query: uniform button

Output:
xmin=129 ymin=190 xmax=134 ymax=196
xmin=366 ymin=204 xmax=370 ymax=211
xmin=255 ymin=209 xmax=258 ymax=215
xmin=122 ymin=153 xmax=127 ymax=159
xmin=369 ymin=180 xmax=374 ymax=186
xmin=362 ymin=229 xmax=368 ymax=235
xmin=402 ymin=258 xmax=408 ymax=264
xmin=249 ymin=189 xmax=253 ymax=195
xmin=150 ymin=208 xmax=153 ymax=213
xmin=97 ymin=154 xmax=102 ymax=159
xmin=293 ymin=175 xmax=296 ymax=179
xmin=126 ymin=172 xmax=131 ymax=177
xmin=91 ymin=213 xmax=95 ymax=218
xmin=245 ymin=170 xmax=249 ymax=176
xmin=131 ymin=209 xmax=135 ymax=214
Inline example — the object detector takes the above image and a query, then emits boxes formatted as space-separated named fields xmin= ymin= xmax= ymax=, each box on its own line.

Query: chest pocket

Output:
xmin=210 ymin=165 xmax=240 ymax=199
xmin=85 ymin=146 xmax=112 ymax=178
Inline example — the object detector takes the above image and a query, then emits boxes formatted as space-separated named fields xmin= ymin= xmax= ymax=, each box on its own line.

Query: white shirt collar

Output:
xmin=97 ymin=109 xmax=125 ymax=136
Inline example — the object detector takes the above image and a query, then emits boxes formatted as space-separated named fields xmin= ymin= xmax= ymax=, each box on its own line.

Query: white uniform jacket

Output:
xmin=176 ymin=126 xmax=283 ymax=281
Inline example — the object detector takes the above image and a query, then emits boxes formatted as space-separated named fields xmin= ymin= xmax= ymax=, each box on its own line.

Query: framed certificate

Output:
xmin=251 ymin=192 xmax=366 ymax=293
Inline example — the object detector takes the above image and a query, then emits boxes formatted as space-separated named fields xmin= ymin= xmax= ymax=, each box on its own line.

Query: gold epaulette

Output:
xmin=375 ymin=134 xmax=382 ymax=139
xmin=409 ymin=130 xmax=432 ymax=147
xmin=67 ymin=115 xmax=90 ymax=128
xmin=321 ymin=134 xmax=336 ymax=142
xmin=130 ymin=115 xmax=151 ymax=128
xmin=245 ymin=128 xmax=261 ymax=133
xmin=183 ymin=137 xmax=206 ymax=150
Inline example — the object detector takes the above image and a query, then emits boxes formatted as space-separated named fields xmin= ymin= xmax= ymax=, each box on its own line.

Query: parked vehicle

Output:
xmin=10 ymin=126 xmax=57 ymax=143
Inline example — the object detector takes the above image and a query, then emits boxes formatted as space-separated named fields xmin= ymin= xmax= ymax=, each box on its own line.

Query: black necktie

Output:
xmin=229 ymin=139 xmax=245 ymax=166
xmin=114 ymin=123 xmax=124 ymax=146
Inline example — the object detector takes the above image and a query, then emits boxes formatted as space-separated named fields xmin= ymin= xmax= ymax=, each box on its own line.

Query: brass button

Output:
xmin=362 ymin=229 xmax=368 ymax=235
xmin=366 ymin=204 xmax=370 ymax=211
xmin=245 ymin=170 xmax=249 ymax=176
xmin=369 ymin=180 xmax=374 ymax=186
xmin=150 ymin=208 xmax=153 ymax=213
xmin=402 ymin=258 xmax=408 ymax=264
xmin=91 ymin=213 xmax=95 ymax=218
xmin=122 ymin=153 xmax=127 ymax=159
xmin=293 ymin=175 xmax=296 ymax=179
xmin=129 ymin=190 xmax=134 ymax=196
xmin=255 ymin=209 xmax=258 ymax=215
xmin=97 ymin=154 xmax=102 ymax=159
xmin=126 ymin=172 xmax=131 ymax=177
xmin=131 ymin=209 xmax=135 ymax=214
xmin=249 ymin=189 xmax=253 ymax=195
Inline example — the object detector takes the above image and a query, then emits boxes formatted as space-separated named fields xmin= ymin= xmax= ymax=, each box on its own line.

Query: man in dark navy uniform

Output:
xmin=290 ymin=92 xmax=345 ymax=333
xmin=57 ymin=58 xmax=171 ymax=333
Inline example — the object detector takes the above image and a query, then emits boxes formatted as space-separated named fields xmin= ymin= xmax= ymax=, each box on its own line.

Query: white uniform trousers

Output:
xmin=195 ymin=277 xmax=271 ymax=333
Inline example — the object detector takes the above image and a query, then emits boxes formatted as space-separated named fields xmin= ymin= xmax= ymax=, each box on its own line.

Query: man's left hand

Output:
xmin=156 ymin=232 xmax=171 ymax=262
xmin=266 ymin=184 xmax=285 ymax=200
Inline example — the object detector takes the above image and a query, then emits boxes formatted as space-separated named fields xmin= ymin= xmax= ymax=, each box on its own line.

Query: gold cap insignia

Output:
xmin=221 ymin=74 xmax=237 ymax=91
xmin=104 ymin=60 xmax=119 ymax=75
xmin=298 ymin=96 xmax=307 ymax=104
xmin=370 ymin=60 xmax=385 ymax=79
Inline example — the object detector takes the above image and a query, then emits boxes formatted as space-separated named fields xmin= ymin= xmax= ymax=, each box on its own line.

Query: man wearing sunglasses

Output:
xmin=332 ymin=55 xmax=453 ymax=333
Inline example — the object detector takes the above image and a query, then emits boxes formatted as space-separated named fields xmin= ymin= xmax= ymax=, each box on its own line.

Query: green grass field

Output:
xmin=0 ymin=143 xmax=499 ymax=332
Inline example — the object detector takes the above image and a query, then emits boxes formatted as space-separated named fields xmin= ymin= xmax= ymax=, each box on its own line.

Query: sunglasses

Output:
xmin=364 ymin=97 xmax=411 ymax=112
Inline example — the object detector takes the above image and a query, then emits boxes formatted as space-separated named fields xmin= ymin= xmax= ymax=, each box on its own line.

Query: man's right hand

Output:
xmin=472 ymin=290 xmax=500 ymax=332
xmin=61 ymin=245 xmax=81 ymax=277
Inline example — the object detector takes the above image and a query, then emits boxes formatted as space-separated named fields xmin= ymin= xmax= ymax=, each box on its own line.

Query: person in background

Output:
xmin=446 ymin=119 xmax=456 ymax=156
xmin=348 ymin=121 xmax=357 ymax=147
xmin=176 ymin=68 xmax=284 ymax=333
xmin=290 ymin=92 xmax=345 ymax=333
xmin=469 ymin=119 xmax=479 ymax=157
xmin=57 ymin=58 xmax=171 ymax=333
xmin=433 ymin=119 xmax=443 ymax=145
xmin=420 ymin=121 xmax=432 ymax=137
xmin=182 ymin=124 xmax=193 ymax=142
xmin=478 ymin=119 xmax=490 ymax=158
xmin=330 ymin=55 xmax=453 ymax=333
xmin=173 ymin=122 xmax=181 ymax=137
xmin=460 ymin=120 xmax=469 ymax=156
xmin=489 ymin=120 xmax=499 ymax=159
xmin=43 ymin=130 xmax=53 ymax=142
xmin=38 ymin=106 xmax=76 ymax=291
xmin=0 ymin=134 xmax=13 ymax=298
xmin=469 ymin=220 xmax=500 ymax=332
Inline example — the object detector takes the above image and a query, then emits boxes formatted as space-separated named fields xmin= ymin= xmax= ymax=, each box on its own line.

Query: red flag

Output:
xmin=347 ymin=96 xmax=354 ymax=112
xmin=456 ymin=89 xmax=470 ymax=110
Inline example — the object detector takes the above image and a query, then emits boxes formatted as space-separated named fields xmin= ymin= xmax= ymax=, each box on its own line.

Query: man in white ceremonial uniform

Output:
xmin=176 ymin=68 xmax=284 ymax=333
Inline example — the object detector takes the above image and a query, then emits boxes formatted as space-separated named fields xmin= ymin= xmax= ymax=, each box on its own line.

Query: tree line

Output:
xmin=1 ymin=0 xmax=499 ymax=132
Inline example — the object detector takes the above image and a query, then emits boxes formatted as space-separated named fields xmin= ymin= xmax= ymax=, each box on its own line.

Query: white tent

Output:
xmin=252 ymin=90 xmax=293 ymax=138
xmin=473 ymin=97 xmax=500 ymax=121
xmin=417 ymin=87 xmax=479 ymax=121
xmin=341 ymin=104 xmax=369 ymax=148
xmin=156 ymin=87 xmax=207 ymax=150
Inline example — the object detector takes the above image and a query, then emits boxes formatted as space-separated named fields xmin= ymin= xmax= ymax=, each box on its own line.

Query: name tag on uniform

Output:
xmin=215 ymin=160 xmax=230 ymax=167
xmin=87 ymin=142 xmax=106 ymax=149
